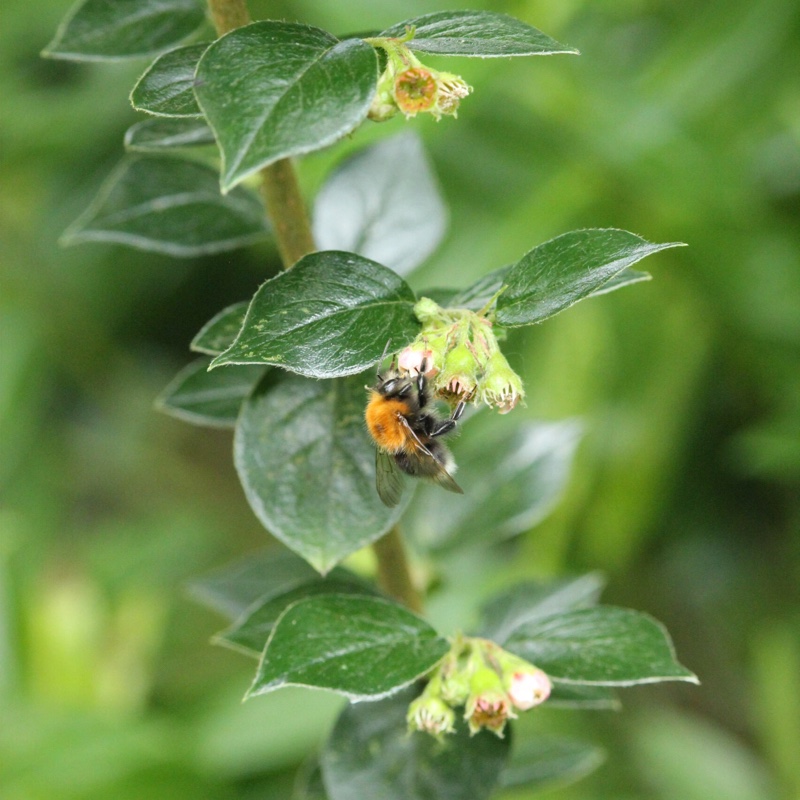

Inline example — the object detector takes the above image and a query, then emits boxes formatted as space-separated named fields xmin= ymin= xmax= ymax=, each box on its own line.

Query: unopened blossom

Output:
xmin=507 ymin=668 xmax=551 ymax=710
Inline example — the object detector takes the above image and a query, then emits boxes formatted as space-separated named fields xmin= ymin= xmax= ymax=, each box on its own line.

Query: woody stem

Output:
xmin=207 ymin=0 xmax=424 ymax=612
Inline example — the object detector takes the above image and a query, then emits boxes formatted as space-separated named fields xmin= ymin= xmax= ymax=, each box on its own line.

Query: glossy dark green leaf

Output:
xmin=313 ymin=133 xmax=446 ymax=276
xmin=321 ymin=687 xmax=510 ymax=800
xmin=124 ymin=117 xmax=215 ymax=151
xmin=191 ymin=302 xmax=248 ymax=356
xmin=495 ymin=229 xmax=684 ymax=326
xmin=451 ymin=265 xmax=649 ymax=312
xmin=501 ymin=736 xmax=605 ymax=792
xmin=380 ymin=11 xmax=577 ymax=58
xmin=43 ymin=0 xmax=206 ymax=61
xmin=195 ymin=22 xmax=378 ymax=191
xmin=211 ymin=252 xmax=419 ymax=378
xmin=406 ymin=418 xmax=582 ymax=550
xmin=61 ymin=156 xmax=270 ymax=256
xmin=188 ymin=548 xmax=349 ymax=620
xmin=235 ymin=372 xmax=407 ymax=573
xmin=216 ymin=577 xmax=378 ymax=657
xmin=155 ymin=358 xmax=265 ymax=428
xmin=548 ymin=682 xmax=620 ymax=710
xmin=505 ymin=606 xmax=699 ymax=686
xmin=130 ymin=43 xmax=206 ymax=116
xmin=248 ymin=595 xmax=448 ymax=700
xmin=478 ymin=574 xmax=605 ymax=645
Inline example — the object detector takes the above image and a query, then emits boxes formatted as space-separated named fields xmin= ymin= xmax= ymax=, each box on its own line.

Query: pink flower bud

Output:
xmin=507 ymin=668 xmax=551 ymax=710
xmin=397 ymin=346 xmax=435 ymax=376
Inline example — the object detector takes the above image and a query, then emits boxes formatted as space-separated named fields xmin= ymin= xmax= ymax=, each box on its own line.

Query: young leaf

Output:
xmin=235 ymin=372 xmax=408 ymax=574
xmin=248 ymin=595 xmax=448 ymax=700
xmin=61 ymin=156 xmax=270 ymax=257
xmin=313 ymin=133 xmax=447 ymax=276
xmin=216 ymin=576 xmax=379 ymax=657
xmin=405 ymin=418 xmax=582 ymax=550
xmin=130 ymin=42 xmax=206 ymax=117
xmin=43 ymin=0 xmax=206 ymax=61
xmin=478 ymin=574 xmax=605 ymax=645
xmin=155 ymin=358 xmax=265 ymax=428
xmin=187 ymin=548 xmax=344 ymax=620
xmin=504 ymin=606 xmax=699 ymax=686
xmin=380 ymin=10 xmax=578 ymax=58
xmin=211 ymin=251 xmax=419 ymax=379
xmin=124 ymin=117 xmax=215 ymax=151
xmin=501 ymin=736 xmax=605 ymax=793
xmin=320 ymin=687 xmax=511 ymax=800
xmin=195 ymin=22 xmax=378 ymax=191
xmin=495 ymin=229 xmax=684 ymax=326
xmin=191 ymin=302 xmax=248 ymax=355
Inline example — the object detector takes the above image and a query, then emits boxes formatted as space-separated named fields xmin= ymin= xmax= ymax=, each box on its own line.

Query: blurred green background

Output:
xmin=2 ymin=0 xmax=799 ymax=798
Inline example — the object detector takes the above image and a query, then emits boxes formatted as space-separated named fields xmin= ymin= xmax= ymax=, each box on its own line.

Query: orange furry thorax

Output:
xmin=365 ymin=393 xmax=411 ymax=453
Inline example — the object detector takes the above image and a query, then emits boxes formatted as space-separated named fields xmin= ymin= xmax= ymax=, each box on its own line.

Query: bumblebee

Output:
xmin=365 ymin=357 xmax=465 ymax=507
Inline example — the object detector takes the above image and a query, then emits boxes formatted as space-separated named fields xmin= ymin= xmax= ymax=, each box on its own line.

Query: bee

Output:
xmin=365 ymin=354 xmax=466 ymax=507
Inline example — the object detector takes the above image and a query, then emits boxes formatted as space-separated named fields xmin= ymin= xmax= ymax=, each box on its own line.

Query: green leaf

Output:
xmin=320 ymin=686 xmax=510 ymax=800
xmin=216 ymin=577 xmax=378 ymax=657
xmin=495 ymin=229 xmax=684 ymax=326
xmin=195 ymin=22 xmax=378 ymax=191
xmin=130 ymin=43 xmax=206 ymax=116
xmin=211 ymin=252 xmax=419 ymax=379
xmin=124 ymin=117 xmax=215 ymax=151
xmin=155 ymin=358 xmax=265 ymax=428
xmin=590 ymin=267 xmax=651 ymax=296
xmin=191 ymin=302 xmax=248 ymax=355
xmin=61 ymin=156 xmax=270 ymax=257
xmin=43 ymin=0 xmax=206 ymax=61
xmin=187 ymin=548 xmax=337 ymax=620
xmin=313 ymin=133 xmax=446 ymax=276
xmin=380 ymin=11 xmax=577 ymax=58
xmin=248 ymin=595 xmax=448 ymax=700
xmin=405 ymin=418 xmax=582 ymax=550
xmin=548 ymin=682 xmax=620 ymax=710
xmin=504 ymin=606 xmax=699 ymax=686
xmin=501 ymin=736 xmax=605 ymax=792
xmin=478 ymin=574 xmax=605 ymax=645
xmin=235 ymin=372 xmax=408 ymax=573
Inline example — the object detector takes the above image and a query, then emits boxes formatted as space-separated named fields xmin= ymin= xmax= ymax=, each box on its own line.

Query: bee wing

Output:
xmin=396 ymin=416 xmax=464 ymax=495
xmin=375 ymin=448 xmax=404 ymax=508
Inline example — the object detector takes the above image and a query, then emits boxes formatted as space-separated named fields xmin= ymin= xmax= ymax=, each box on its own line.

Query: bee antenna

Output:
xmin=376 ymin=339 xmax=393 ymax=378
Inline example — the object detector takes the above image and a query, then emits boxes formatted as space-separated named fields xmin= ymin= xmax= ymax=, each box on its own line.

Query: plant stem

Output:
xmin=372 ymin=526 xmax=423 ymax=613
xmin=206 ymin=0 xmax=421 ymax=611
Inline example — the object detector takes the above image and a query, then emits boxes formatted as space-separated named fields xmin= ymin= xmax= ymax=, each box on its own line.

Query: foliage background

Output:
xmin=2 ymin=0 xmax=799 ymax=797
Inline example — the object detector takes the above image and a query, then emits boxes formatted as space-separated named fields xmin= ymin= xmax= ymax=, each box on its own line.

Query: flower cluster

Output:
xmin=366 ymin=30 xmax=472 ymax=122
xmin=407 ymin=636 xmax=551 ymax=738
xmin=398 ymin=297 xmax=525 ymax=413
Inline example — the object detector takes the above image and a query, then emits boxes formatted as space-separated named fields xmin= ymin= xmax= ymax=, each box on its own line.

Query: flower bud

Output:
xmin=506 ymin=668 xmax=551 ymax=710
xmin=407 ymin=694 xmax=456 ymax=737
xmin=480 ymin=349 xmax=525 ymax=414
xmin=464 ymin=663 xmax=515 ymax=737
xmin=438 ymin=338 xmax=479 ymax=403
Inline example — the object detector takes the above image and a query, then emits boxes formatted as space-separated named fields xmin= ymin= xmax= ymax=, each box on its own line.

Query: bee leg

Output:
xmin=416 ymin=360 xmax=429 ymax=406
xmin=451 ymin=400 xmax=466 ymax=422
xmin=429 ymin=400 xmax=466 ymax=438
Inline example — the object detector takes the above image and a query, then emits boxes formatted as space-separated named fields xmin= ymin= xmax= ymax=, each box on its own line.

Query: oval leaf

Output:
xmin=313 ymin=133 xmax=447 ymax=276
xmin=321 ymin=686 xmax=510 ymax=800
xmin=195 ymin=22 xmax=378 ymax=191
xmin=191 ymin=302 xmax=249 ymax=355
xmin=504 ymin=606 xmax=699 ymax=686
xmin=124 ymin=117 xmax=215 ymax=151
xmin=61 ymin=156 xmax=271 ymax=256
xmin=211 ymin=251 xmax=419 ymax=378
xmin=478 ymin=573 xmax=605 ymax=645
xmin=43 ymin=0 xmax=206 ymax=61
xmin=495 ymin=229 xmax=684 ymax=326
xmin=130 ymin=42 xmax=206 ymax=116
xmin=188 ymin=548 xmax=336 ymax=620
xmin=501 ymin=735 xmax=605 ymax=792
xmin=234 ymin=371 xmax=408 ymax=573
xmin=216 ymin=577 xmax=378 ymax=657
xmin=405 ymin=418 xmax=582 ymax=550
xmin=248 ymin=595 xmax=448 ymax=700
xmin=547 ymin=683 xmax=619 ymax=710
xmin=380 ymin=11 xmax=577 ymax=58
xmin=155 ymin=358 xmax=265 ymax=428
